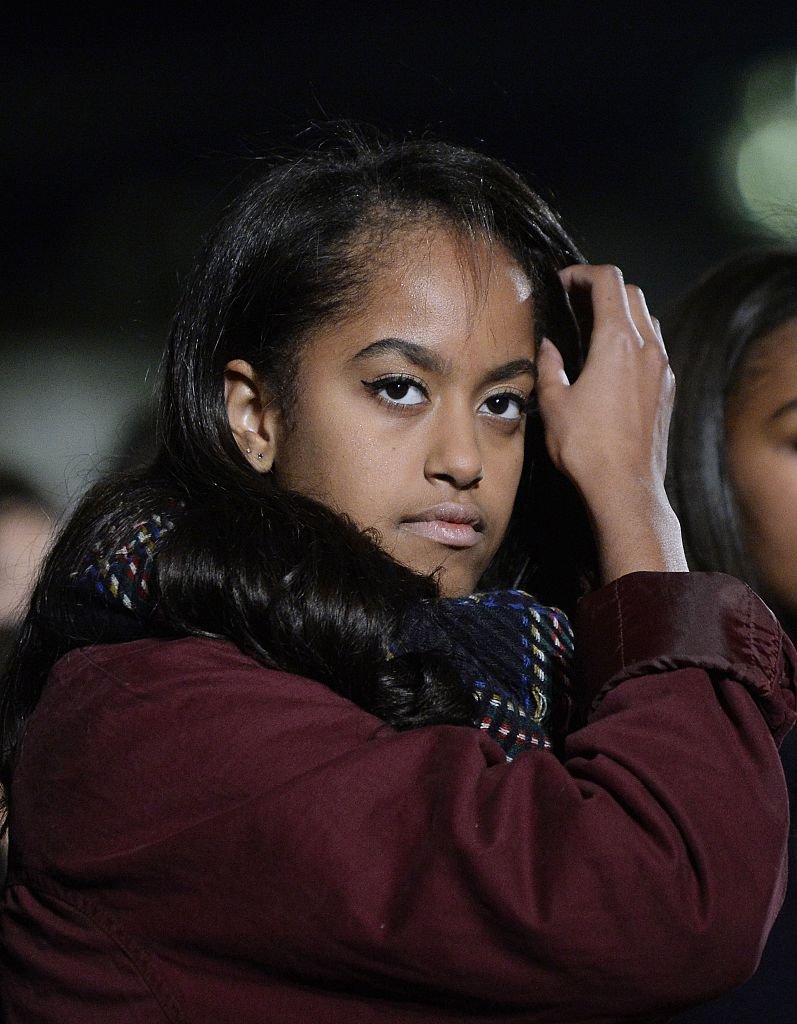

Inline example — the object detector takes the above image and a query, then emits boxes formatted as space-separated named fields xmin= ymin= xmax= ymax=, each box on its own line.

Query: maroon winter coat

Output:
xmin=2 ymin=572 xmax=796 ymax=1022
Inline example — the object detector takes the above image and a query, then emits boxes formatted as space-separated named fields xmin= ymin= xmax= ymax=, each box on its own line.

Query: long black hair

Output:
xmin=0 ymin=131 xmax=596 ymax=822
xmin=666 ymin=246 xmax=797 ymax=628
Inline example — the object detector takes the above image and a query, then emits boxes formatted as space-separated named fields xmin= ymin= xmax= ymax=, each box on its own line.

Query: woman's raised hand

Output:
xmin=536 ymin=264 xmax=688 ymax=583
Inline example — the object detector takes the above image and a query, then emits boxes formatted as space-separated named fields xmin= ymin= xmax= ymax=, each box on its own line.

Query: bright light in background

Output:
xmin=722 ymin=54 xmax=797 ymax=239
xmin=736 ymin=120 xmax=797 ymax=234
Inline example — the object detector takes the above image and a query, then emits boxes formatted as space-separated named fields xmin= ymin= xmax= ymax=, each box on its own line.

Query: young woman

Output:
xmin=667 ymin=247 xmax=797 ymax=636
xmin=1 ymin=137 xmax=795 ymax=1024
xmin=666 ymin=247 xmax=797 ymax=1024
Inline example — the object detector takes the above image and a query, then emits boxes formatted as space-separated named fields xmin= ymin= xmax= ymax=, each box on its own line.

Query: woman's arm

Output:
xmin=536 ymin=263 xmax=688 ymax=582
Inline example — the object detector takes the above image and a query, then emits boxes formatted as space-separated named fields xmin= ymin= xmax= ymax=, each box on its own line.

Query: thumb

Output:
xmin=535 ymin=338 xmax=570 ymax=394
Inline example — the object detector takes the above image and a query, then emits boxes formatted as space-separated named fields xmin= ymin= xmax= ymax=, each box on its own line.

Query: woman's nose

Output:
xmin=424 ymin=408 xmax=483 ymax=490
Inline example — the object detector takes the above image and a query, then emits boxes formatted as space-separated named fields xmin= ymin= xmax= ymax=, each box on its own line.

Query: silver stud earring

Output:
xmin=245 ymin=447 xmax=252 ymax=455
xmin=256 ymin=452 xmax=264 ymax=461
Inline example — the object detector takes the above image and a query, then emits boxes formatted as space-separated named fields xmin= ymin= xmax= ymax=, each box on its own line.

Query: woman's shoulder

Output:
xmin=11 ymin=635 xmax=396 ymax=869
xmin=51 ymin=634 xmax=347 ymax=708
xmin=27 ymin=634 xmax=385 ymax=800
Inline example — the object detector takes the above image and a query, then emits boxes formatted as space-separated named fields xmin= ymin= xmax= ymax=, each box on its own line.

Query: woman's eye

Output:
xmin=480 ymin=393 xmax=526 ymax=421
xmin=364 ymin=377 xmax=427 ymax=407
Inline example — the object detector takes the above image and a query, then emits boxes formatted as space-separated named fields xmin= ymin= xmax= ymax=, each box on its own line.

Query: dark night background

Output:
xmin=3 ymin=4 xmax=797 ymax=508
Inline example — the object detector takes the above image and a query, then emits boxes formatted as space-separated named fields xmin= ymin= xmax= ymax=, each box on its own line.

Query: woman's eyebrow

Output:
xmin=770 ymin=397 xmax=797 ymax=421
xmin=481 ymin=358 xmax=537 ymax=385
xmin=351 ymin=337 xmax=443 ymax=372
xmin=351 ymin=339 xmax=537 ymax=384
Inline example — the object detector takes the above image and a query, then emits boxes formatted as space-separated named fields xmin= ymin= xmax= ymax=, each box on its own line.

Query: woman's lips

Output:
xmin=399 ymin=504 xmax=483 ymax=548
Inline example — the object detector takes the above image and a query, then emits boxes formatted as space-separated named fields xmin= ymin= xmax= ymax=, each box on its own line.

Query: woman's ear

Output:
xmin=223 ymin=359 xmax=281 ymax=472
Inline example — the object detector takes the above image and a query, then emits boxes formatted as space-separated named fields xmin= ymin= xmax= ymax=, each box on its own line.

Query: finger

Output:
xmin=535 ymin=337 xmax=570 ymax=392
xmin=624 ymin=284 xmax=660 ymax=348
xmin=558 ymin=264 xmax=635 ymax=351
xmin=650 ymin=316 xmax=668 ymax=356
xmin=558 ymin=264 xmax=633 ymax=322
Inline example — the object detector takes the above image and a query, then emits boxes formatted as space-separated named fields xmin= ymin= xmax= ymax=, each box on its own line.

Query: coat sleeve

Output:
xmin=10 ymin=571 xmax=797 ymax=1022
xmin=205 ymin=571 xmax=795 ymax=1020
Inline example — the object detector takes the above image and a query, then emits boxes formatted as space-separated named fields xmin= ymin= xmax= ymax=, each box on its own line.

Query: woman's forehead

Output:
xmin=727 ymin=318 xmax=797 ymax=427
xmin=304 ymin=227 xmax=536 ymax=368
xmin=736 ymin=317 xmax=797 ymax=391
xmin=365 ymin=224 xmax=532 ymax=318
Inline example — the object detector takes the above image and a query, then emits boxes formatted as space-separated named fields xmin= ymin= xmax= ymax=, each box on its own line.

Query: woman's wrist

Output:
xmin=586 ymin=482 xmax=689 ymax=583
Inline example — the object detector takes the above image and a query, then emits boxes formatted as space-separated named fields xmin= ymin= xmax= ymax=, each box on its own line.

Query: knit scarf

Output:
xmin=77 ymin=516 xmax=575 ymax=760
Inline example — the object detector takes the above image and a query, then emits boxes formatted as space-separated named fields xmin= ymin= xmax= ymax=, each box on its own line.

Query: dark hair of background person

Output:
xmin=0 ymin=129 xmax=598 ymax=823
xmin=665 ymin=246 xmax=797 ymax=634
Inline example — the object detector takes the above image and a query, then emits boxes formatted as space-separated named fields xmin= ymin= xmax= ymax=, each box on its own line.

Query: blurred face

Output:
xmin=726 ymin=316 xmax=797 ymax=619
xmin=271 ymin=226 xmax=537 ymax=596
xmin=0 ymin=503 xmax=53 ymax=626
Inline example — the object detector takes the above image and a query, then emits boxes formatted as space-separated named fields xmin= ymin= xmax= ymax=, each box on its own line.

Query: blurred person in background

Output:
xmin=0 ymin=469 xmax=55 ymax=881
xmin=666 ymin=246 xmax=797 ymax=1024
xmin=0 ymin=408 xmax=152 ymax=884
xmin=0 ymin=470 xmax=55 ymax=666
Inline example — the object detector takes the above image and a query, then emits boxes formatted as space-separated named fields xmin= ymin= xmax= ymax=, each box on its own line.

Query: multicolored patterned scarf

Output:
xmin=77 ymin=517 xmax=574 ymax=759
xmin=396 ymin=591 xmax=573 ymax=758
xmin=78 ymin=514 xmax=174 ymax=613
